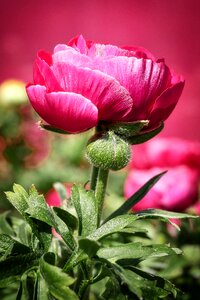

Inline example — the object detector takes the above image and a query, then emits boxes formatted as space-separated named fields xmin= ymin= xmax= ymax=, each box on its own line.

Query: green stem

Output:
xmin=90 ymin=165 xmax=99 ymax=191
xmin=95 ymin=168 xmax=109 ymax=226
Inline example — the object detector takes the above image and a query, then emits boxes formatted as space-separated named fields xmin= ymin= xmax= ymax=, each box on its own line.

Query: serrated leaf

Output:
xmin=40 ymin=253 xmax=78 ymax=300
xmin=71 ymin=185 xmax=97 ymax=237
xmin=53 ymin=207 xmax=78 ymax=231
xmin=88 ymin=215 xmax=138 ymax=241
xmin=26 ymin=206 xmax=54 ymax=227
xmin=127 ymin=121 xmax=164 ymax=145
xmin=105 ymin=172 xmax=166 ymax=222
xmin=5 ymin=184 xmax=28 ymax=217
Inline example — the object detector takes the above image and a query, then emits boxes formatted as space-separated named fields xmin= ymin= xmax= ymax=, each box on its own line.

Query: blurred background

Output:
xmin=0 ymin=1 xmax=200 ymax=298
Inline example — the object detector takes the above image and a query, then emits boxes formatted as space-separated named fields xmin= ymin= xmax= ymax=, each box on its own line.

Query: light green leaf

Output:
xmin=88 ymin=215 xmax=138 ymax=241
xmin=71 ymin=185 xmax=97 ymax=237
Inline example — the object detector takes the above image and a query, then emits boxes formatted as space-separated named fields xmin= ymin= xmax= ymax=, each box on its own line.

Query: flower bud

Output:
xmin=86 ymin=131 xmax=131 ymax=170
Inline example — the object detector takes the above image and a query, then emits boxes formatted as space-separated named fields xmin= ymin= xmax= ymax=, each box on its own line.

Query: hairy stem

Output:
xmin=90 ymin=166 xmax=99 ymax=191
xmin=95 ymin=168 xmax=109 ymax=226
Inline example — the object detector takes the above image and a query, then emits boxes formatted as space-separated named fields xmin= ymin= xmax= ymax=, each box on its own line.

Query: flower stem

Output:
xmin=90 ymin=166 xmax=99 ymax=191
xmin=95 ymin=168 xmax=109 ymax=226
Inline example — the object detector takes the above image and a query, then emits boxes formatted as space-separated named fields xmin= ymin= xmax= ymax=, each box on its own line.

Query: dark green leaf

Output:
xmin=0 ymin=234 xmax=31 ymax=261
xmin=127 ymin=121 xmax=164 ymax=145
xmin=39 ymin=121 xmax=72 ymax=135
xmin=79 ymin=238 xmax=101 ymax=257
xmin=0 ymin=211 xmax=13 ymax=235
xmin=63 ymin=250 xmax=88 ymax=272
xmin=0 ymin=252 xmax=41 ymax=288
xmin=105 ymin=171 xmax=166 ymax=222
xmin=53 ymin=207 xmax=78 ymax=231
xmin=40 ymin=253 xmax=78 ymax=300
xmin=108 ymin=120 xmax=149 ymax=137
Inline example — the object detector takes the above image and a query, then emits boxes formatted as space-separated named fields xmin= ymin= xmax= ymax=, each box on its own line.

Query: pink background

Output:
xmin=1 ymin=0 xmax=200 ymax=140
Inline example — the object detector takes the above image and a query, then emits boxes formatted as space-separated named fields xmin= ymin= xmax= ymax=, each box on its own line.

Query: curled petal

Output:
xmin=26 ymin=85 xmax=98 ymax=133
xmin=149 ymin=81 xmax=185 ymax=127
xmin=34 ymin=54 xmax=61 ymax=92
xmin=52 ymin=47 xmax=91 ymax=67
xmin=52 ymin=62 xmax=133 ymax=121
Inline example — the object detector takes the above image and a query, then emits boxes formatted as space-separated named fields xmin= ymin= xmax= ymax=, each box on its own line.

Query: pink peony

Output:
xmin=131 ymin=137 xmax=200 ymax=171
xmin=124 ymin=166 xmax=199 ymax=212
xmin=26 ymin=35 xmax=184 ymax=133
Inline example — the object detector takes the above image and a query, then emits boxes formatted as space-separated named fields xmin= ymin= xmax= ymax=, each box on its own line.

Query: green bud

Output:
xmin=86 ymin=131 xmax=131 ymax=171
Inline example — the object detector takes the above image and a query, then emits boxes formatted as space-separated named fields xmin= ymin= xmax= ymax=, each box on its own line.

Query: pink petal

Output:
xmin=121 ymin=45 xmax=156 ymax=60
xmin=90 ymin=56 xmax=171 ymax=120
xmin=26 ymin=85 xmax=98 ymax=133
xmin=52 ymin=62 xmax=133 ymax=121
xmin=33 ymin=54 xmax=61 ymax=92
xmin=52 ymin=47 xmax=91 ymax=67
xmin=148 ymin=81 xmax=185 ymax=127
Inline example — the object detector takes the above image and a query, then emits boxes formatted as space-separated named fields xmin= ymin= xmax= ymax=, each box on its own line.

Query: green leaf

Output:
xmin=53 ymin=207 xmax=78 ymax=231
xmin=36 ymin=272 xmax=49 ymax=300
xmin=105 ymin=171 xmax=166 ymax=222
xmin=52 ymin=211 xmax=76 ymax=251
xmin=63 ymin=250 xmax=88 ymax=272
xmin=88 ymin=215 xmax=138 ymax=241
xmin=79 ymin=238 xmax=101 ymax=257
xmin=71 ymin=185 xmax=97 ymax=237
xmin=0 ymin=252 xmax=41 ymax=288
xmin=0 ymin=211 xmax=13 ymax=235
xmin=135 ymin=209 xmax=198 ymax=229
xmin=0 ymin=234 xmax=31 ymax=261
xmin=40 ymin=253 xmax=78 ymax=300
xmin=107 ymin=120 xmax=149 ymax=137
xmin=53 ymin=182 xmax=68 ymax=202
xmin=127 ymin=121 xmax=164 ymax=145
xmin=115 ymin=266 xmax=178 ymax=299
xmin=97 ymin=242 xmax=180 ymax=264
xmin=5 ymin=184 xmax=28 ymax=217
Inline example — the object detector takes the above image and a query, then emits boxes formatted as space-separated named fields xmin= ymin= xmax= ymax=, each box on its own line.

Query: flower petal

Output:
xmin=148 ymin=81 xmax=185 ymax=127
xmin=33 ymin=53 xmax=61 ymax=92
xmin=90 ymin=56 xmax=171 ymax=120
xmin=52 ymin=47 xmax=91 ymax=67
xmin=26 ymin=85 xmax=98 ymax=133
xmin=52 ymin=62 xmax=133 ymax=121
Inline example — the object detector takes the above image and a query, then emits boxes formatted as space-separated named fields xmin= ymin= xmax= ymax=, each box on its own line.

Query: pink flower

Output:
xmin=45 ymin=183 xmax=71 ymax=207
xmin=131 ymin=137 xmax=200 ymax=171
xmin=26 ymin=35 xmax=184 ymax=133
xmin=124 ymin=166 xmax=199 ymax=212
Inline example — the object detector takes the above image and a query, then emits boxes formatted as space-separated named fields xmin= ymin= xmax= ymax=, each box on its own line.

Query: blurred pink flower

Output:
xmin=26 ymin=35 xmax=184 ymax=133
xmin=131 ymin=137 xmax=200 ymax=171
xmin=45 ymin=183 xmax=71 ymax=207
xmin=124 ymin=166 xmax=199 ymax=212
